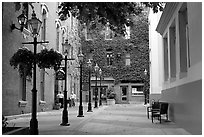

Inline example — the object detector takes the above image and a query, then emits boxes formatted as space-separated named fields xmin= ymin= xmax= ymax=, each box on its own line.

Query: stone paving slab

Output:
xmin=6 ymin=103 xmax=191 ymax=135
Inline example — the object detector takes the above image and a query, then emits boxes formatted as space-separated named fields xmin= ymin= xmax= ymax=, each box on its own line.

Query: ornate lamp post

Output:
xmin=94 ymin=63 xmax=99 ymax=108
xmin=144 ymin=69 xmax=148 ymax=105
xmin=22 ymin=11 xmax=49 ymax=135
xmin=60 ymin=42 xmax=71 ymax=126
xmin=99 ymin=68 xmax=102 ymax=106
xmin=87 ymin=59 xmax=93 ymax=112
xmin=77 ymin=50 xmax=84 ymax=117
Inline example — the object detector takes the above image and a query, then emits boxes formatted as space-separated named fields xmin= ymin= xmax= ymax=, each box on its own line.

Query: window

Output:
xmin=56 ymin=30 xmax=60 ymax=51
xmin=121 ymin=86 xmax=128 ymax=101
xmin=22 ymin=3 xmax=28 ymax=29
xmin=179 ymin=3 xmax=190 ymax=76
xmin=40 ymin=69 xmax=45 ymax=101
xmin=163 ymin=35 xmax=169 ymax=81
xmin=132 ymin=86 xmax=143 ymax=96
xmin=124 ymin=25 xmax=130 ymax=39
xmin=107 ymin=51 xmax=113 ymax=66
xmin=71 ymin=14 xmax=73 ymax=29
xmin=40 ymin=8 xmax=48 ymax=101
xmin=125 ymin=53 xmax=131 ymax=66
xmin=85 ymin=25 xmax=93 ymax=41
xmin=71 ymin=46 xmax=74 ymax=58
xmin=62 ymin=35 xmax=65 ymax=53
xmin=55 ymin=19 xmax=61 ymax=51
xmin=105 ymin=24 xmax=114 ymax=40
xmin=42 ymin=9 xmax=47 ymax=41
xmin=20 ymin=66 xmax=26 ymax=101
xmin=169 ymin=21 xmax=176 ymax=79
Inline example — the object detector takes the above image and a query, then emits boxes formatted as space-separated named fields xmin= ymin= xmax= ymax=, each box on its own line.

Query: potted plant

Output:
xmin=106 ymin=87 xmax=116 ymax=105
xmin=53 ymin=100 xmax=61 ymax=110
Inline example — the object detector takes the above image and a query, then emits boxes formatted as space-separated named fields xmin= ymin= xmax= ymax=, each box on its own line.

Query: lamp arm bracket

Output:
xmin=10 ymin=23 xmax=22 ymax=32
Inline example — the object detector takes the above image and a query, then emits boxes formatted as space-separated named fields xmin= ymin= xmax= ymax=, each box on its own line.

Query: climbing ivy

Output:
xmin=80 ymin=13 xmax=149 ymax=90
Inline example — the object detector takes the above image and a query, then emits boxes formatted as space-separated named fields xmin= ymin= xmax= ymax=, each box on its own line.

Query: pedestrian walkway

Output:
xmin=6 ymin=103 xmax=191 ymax=135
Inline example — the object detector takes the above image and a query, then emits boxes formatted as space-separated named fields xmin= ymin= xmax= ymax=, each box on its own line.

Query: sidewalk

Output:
xmin=6 ymin=103 xmax=191 ymax=135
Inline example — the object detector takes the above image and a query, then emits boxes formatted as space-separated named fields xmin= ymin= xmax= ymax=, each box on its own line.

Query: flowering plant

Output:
xmin=107 ymin=86 xmax=116 ymax=99
xmin=36 ymin=48 xmax=63 ymax=69
xmin=10 ymin=47 xmax=34 ymax=77
xmin=10 ymin=48 xmax=63 ymax=77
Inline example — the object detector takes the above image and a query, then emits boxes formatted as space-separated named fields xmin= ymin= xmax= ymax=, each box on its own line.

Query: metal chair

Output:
xmin=151 ymin=102 xmax=169 ymax=123
xmin=147 ymin=99 xmax=155 ymax=119
xmin=147 ymin=99 xmax=161 ymax=119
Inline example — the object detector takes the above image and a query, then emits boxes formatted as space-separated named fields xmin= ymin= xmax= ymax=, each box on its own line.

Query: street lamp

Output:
xmin=77 ymin=50 xmax=84 ymax=117
xmin=11 ymin=12 xmax=27 ymax=32
xmin=144 ymin=69 xmax=147 ymax=75
xmin=22 ymin=11 xmax=49 ymax=135
xmin=94 ymin=63 xmax=99 ymax=108
xmin=99 ymin=68 xmax=102 ymax=106
xmin=144 ymin=69 xmax=148 ymax=105
xmin=60 ymin=46 xmax=71 ymax=126
xmin=87 ymin=59 xmax=93 ymax=112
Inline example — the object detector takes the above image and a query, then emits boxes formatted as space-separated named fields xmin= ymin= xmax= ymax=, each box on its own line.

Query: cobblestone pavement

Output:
xmin=7 ymin=103 xmax=191 ymax=135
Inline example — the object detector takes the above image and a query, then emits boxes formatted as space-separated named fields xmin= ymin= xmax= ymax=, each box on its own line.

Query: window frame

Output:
xmin=105 ymin=25 xmax=114 ymax=40
xmin=131 ymin=86 xmax=144 ymax=96
xmin=106 ymin=51 xmax=114 ymax=66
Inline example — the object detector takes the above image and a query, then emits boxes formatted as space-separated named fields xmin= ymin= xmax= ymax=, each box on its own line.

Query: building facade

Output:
xmin=149 ymin=2 xmax=202 ymax=134
xmin=148 ymin=7 xmax=163 ymax=101
xmin=80 ymin=12 xmax=149 ymax=104
xmin=2 ymin=2 xmax=80 ymax=116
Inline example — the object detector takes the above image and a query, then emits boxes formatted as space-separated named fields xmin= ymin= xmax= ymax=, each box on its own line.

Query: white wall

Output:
xmin=148 ymin=9 xmax=163 ymax=96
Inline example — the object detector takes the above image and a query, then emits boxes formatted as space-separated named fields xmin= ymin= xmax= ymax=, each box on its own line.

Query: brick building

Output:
xmin=80 ymin=12 xmax=150 ymax=104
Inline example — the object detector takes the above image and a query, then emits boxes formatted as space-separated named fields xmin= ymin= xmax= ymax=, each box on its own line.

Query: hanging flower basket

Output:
xmin=10 ymin=47 xmax=34 ymax=78
xmin=36 ymin=48 xmax=63 ymax=69
xmin=10 ymin=48 xmax=63 ymax=77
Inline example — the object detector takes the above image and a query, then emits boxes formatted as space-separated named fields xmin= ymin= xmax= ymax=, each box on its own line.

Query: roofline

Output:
xmin=156 ymin=2 xmax=180 ymax=35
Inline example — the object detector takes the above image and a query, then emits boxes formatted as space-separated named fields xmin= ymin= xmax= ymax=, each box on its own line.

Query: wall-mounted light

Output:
xmin=10 ymin=12 xmax=27 ymax=32
xmin=144 ymin=69 xmax=147 ymax=75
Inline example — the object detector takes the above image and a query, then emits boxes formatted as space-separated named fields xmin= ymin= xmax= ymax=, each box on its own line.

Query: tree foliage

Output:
xmin=58 ymin=2 xmax=164 ymax=35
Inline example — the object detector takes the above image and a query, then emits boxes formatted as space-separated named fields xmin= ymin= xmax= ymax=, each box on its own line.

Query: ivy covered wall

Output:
xmin=80 ymin=14 xmax=149 ymax=93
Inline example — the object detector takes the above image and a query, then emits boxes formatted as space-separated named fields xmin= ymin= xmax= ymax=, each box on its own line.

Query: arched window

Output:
xmin=40 ymin=3 xmax=49 ymax=102
xmin=125 ymin=53 xmax=131 ymax=66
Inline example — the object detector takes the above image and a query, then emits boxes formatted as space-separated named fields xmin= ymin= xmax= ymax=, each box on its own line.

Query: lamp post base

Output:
xmin=60 ymin=123 xmax=70 ymax=126
xmin=77 ymin=105 xmax=84 ymax=117
xmin=94 ymin=101 xmax=98 ymax=108
xmin=99 ymin=99 xmax=102 ymax=106
xmin=87 ymin=102 xmax=93 ymax=112
xmin=30 ymin=118 xmax=39 ymax=135
xmin=60 ymin=110 xmax=70 ymax=126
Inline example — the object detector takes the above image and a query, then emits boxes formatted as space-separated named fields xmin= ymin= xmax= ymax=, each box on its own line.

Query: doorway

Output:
xmin=121 ymin=86 xmax=128 ymax=103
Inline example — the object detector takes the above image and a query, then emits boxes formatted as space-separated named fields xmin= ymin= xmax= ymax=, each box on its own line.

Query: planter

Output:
xmin=53 ymin=103 xmax=61 ymax=110
xmin=39 ymin=100 xmax=46 ymax=111
xmin=107 ymin=99 xmax=115 ymax=105
xmin=3 ymin=127 xmax=29 ymax=135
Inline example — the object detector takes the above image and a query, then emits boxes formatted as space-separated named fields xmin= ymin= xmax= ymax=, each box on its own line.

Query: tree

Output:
xmin=58 ymin=2 xmax=164 ymax=35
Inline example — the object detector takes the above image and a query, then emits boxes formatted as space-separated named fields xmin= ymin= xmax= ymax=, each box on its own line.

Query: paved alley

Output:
xmin=7 ymin=103 xmax=191 ymax=135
